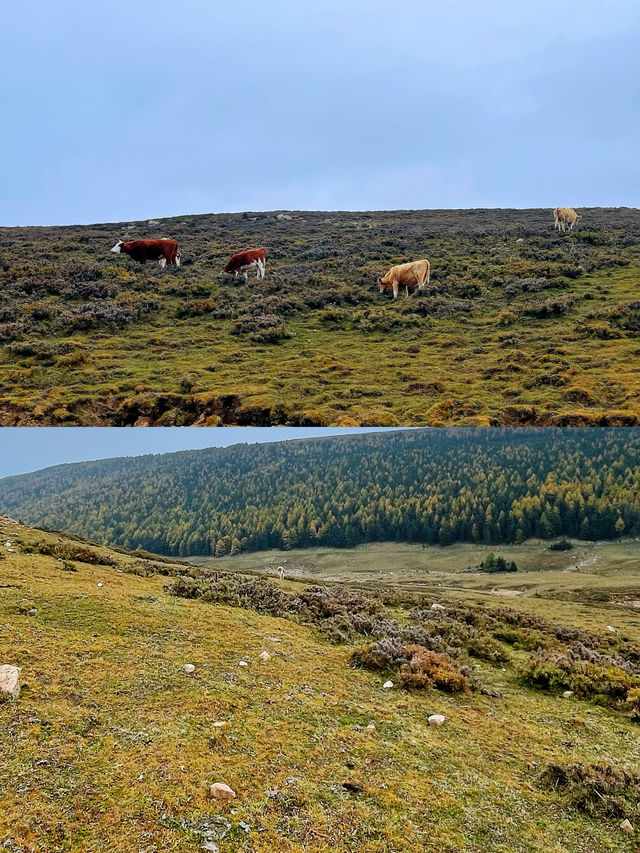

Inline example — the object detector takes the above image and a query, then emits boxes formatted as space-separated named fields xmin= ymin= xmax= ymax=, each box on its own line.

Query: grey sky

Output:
xmin=2 ymin=0 xmax=639 ymax=225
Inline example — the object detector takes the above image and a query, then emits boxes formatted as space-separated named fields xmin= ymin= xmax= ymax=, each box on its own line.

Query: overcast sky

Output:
xmin=2 ymin=0 xmax=638 ymax=226
xmin=0 ymin=428 xmax=402 ymax=479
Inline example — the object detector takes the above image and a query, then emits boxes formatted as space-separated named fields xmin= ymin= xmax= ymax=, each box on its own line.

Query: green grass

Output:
xmin=1 ymin=207 xmax=640 ymax=424
xmin=1 ymin=520 xmax=639 ymax=851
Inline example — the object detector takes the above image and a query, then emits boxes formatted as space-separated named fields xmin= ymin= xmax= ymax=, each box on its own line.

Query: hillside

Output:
xmin=1 ymin=516 xmax=640 ymax=852
xmin=0 ymin=428 xmax=638 ymax=557
xmin=1 ymin=207 xmax=640 ymax=426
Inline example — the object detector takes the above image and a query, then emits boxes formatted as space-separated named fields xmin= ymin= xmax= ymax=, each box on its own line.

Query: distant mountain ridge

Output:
xmin=0 ymin=428 xmax=638 ymax=556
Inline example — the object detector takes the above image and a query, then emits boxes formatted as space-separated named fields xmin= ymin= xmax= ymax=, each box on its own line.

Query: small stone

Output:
xmin=258 ymin=651 xmax=271 ymax=662
xmin=620 ymin=819 xmax=634 ymax=834
xmin=97 ymin=583 xmax=103 ymax=588
xmin=238 ymin=660 xmax=248 ymax=667
xmin=212 ymin=721 xmax=227 ymax=728
xmin=366 ymin=723 xmax=376 ymax=731
xmin=202 ymin=843 xmax=219 ymax=852
xmin=382 ymin=680 xmax=394 ymax=689
xmin=188 ymin=633 xmax=197 ymax=641
xmin=606 ymin=625 xmax=616 ymax=633
xmin=27 ymin=608 xmax=38 ymax=616
xmin=428 ymin=714 xmax=446 ymax=727
xmin=209 ymin=782 xmax=236 ymax=800
xmin=183 ymin=664 xmax=196 ymax=674
xmin=238 ymin=821 xmax=250 ymax=833
xmin=0 ymin=664 xmax=21 ymax=698
xmin=562 ymin=690 xmax=574 ymax=699
xmin=430 ymin=603 xmax=446 ymax=611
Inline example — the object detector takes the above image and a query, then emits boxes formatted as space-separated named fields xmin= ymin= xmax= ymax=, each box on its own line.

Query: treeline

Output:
xmin=0 ymin=428 xmax=639 ymax=557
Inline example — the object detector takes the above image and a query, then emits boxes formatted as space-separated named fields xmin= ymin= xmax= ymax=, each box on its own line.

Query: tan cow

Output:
xmin=378 ymin=259 xmax=431 ymax=298
xmin=553 ymin=207 xmax=580 ymax=232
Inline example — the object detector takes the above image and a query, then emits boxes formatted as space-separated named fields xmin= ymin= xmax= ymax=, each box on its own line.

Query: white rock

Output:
xmin=97 ymin=583 xmax=103 ymax=588
xmin=382 ymin=680 xmax=394 ymax=689
xmin=366 ymin=722 xmax=376 ymax=731
xmin=212 ymin=721 xmax=227 ymax=728
xmin=183 ymin=664 xmax=196 ymax=674
xmin=562 ymin=690 xmax=574 ymax=699
xmin=27 ymin=608 xmax=38 ymax=617
xmin=209 ymin=782 xmax=236 ymax=800
xmin=430 ymin=603 xmax=446 ymax=611
xmin=606 ymin=625 xmax=616 ymax=633
xmin=428 ymin=714 xmax=446 ymax=727
xmin=238 ymin=660 xmax=248 ymax=667
xmin=620 ymin=819 xmax=634 ymax=834
xmin=258 ymin=651 xmax=271 ymax=662
xmin=0 ymin=664 xmax=21 ymax=698
xmin=202 ymin=843 xmax=219 ymax=852
xmin=516 ymin=238 xmax=524 ymax=243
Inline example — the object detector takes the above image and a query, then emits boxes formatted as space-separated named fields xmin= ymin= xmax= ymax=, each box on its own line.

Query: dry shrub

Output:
xmin=541 ymin=762 xmax=640 ymax=819
xmin=398 ymin=645 xmax=469 ymax=692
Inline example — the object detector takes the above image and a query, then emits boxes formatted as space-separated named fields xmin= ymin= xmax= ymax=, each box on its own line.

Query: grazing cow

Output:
xmin=379 ymin=259 xmax=431 ymax=298
xmin=553 ymin=208 xmax=580 ymax=232
xmin=111 ymin=238 xmax=181 ymax=268
xmin=222 ymin=247 xmax=266 ymax=280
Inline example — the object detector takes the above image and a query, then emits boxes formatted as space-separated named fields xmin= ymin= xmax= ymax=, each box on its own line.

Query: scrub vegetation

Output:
xmin=1 ymin=206 xmax=639 ymax=425
xmin=1 ymin=517 xmax=640 ymax=852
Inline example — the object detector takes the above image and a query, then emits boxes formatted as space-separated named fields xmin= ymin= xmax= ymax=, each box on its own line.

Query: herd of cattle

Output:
xmin=109 ymin=207 xmax=581 ymax=298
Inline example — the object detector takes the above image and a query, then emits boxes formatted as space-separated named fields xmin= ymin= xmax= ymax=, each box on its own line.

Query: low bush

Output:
xmin=540 ymin=762 xmax=640 ymax=819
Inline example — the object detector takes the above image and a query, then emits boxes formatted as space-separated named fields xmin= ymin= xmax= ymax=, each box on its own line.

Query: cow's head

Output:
xmin=111 ymin=240 xmax=124 ymax=253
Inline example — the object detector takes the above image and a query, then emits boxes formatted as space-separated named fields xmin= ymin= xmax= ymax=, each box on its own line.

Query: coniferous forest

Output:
xmin=0 ymin=428 xmax=638 ymax=557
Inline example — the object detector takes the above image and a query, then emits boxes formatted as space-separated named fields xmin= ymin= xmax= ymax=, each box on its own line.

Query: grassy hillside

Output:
xmin=1 ymin=207 xmax=639 ymax=425
xmin=1 ymin=428 xmax=639 ymax=557
xmin=1 ymin=518 xmax=640 ymax=852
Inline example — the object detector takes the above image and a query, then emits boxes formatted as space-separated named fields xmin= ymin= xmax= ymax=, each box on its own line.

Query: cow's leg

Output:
xmin=159 ymin=257 xmax=167 ymax=269
xmin=175 ymin=252 xmax=181 ymax=267
xmin=405 ymin=285 xmax=409 ymax=296
xmin=392 ymin=282 xmax=398 ymax=298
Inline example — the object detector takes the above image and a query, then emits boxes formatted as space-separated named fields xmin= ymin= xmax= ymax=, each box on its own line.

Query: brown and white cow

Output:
xmin=378 ymin=259 xmax=431 ymax=298
xmin=222 ymin=247 xmax=266 ymax=280
xmin=111 ymin=238 xmax=181 ymax=268
xmin=553 ymin=208 xmax=580 ymax=232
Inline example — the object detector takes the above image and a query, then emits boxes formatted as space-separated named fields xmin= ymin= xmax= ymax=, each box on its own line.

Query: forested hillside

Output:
xmin=0 ymin=428 xmax=639 ymax=556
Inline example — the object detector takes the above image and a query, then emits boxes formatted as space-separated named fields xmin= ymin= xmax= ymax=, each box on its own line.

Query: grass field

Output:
xmin=205 ymin=538 xmax=640 ymax=641
xmin=2 ymin=520 xmax=640 ymax=852
xmin=1 ymin=207 xmax=640 ymax=425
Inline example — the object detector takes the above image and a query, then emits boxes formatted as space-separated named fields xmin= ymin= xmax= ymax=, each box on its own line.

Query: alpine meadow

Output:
xmin=1 ymin=207 xmax=640 ymax=426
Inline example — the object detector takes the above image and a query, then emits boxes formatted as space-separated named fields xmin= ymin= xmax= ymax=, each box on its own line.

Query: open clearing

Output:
xmin=207 ymin=538 xmax=640 ymax=641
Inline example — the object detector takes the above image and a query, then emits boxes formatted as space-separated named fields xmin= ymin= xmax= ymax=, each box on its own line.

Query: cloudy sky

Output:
xmin=0 ymin=428 xmax=403 ymax=478
xmin=2 ymin=0 xmax=639 ymax=225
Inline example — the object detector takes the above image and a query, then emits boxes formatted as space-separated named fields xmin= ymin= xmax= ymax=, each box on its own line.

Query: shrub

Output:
xmin=549 ymin=538 xmax=574 ymax=551
xmin=540 ymin=762 xmax=640 ymax=819
xmin=231 ymin=313 xmax=291 ymax=343
xmin=398 ymin=645 xmax=469 ymax=692
xmin=175 ymin=299 xmax=217 ymax=318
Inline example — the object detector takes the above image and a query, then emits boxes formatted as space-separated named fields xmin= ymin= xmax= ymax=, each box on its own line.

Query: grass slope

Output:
xmin=1 ymin=207 xmax=639 ymax=425
xmin=1 ymin=519 xmax=639 ymax=852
